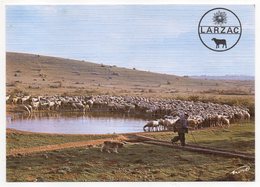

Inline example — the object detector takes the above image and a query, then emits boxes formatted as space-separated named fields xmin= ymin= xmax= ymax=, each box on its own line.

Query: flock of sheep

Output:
xmin=143 ymin=114 xmax=236 ymax=132
xmin=7 ymin=94 xmax=250 ymax=131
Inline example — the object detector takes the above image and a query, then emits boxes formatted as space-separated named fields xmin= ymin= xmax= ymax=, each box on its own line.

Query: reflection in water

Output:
xmin=7 ymin=112 xmax=147 ymax=134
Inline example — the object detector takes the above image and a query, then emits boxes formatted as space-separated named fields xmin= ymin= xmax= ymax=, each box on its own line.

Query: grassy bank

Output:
xmin=6 ymin=130 xmax=117 ymax=153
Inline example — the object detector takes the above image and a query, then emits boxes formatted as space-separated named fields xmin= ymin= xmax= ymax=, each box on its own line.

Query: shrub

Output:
xmin=188 ymin=95 xmax=200 ymax=102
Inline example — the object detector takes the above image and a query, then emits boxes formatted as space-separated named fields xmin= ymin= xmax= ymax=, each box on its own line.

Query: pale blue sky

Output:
xmin=6 ymin=5 xmax=255 ymax=76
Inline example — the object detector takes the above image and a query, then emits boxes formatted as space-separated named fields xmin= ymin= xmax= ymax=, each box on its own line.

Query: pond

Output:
xmin=6 ymin=112 xmax=147 ymax=134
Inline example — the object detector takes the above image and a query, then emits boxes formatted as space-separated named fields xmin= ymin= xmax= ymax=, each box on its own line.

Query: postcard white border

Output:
xmin=0 ymin=1 xmax=258 ymax=187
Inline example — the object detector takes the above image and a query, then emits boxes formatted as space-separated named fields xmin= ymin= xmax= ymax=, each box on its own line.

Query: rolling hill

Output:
xmin=6 ymin=52 xmax=254 ymax=97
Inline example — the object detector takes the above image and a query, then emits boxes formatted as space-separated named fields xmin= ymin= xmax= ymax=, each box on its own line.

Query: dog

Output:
xmin=100 ymin=140 xmax=125 ymax=153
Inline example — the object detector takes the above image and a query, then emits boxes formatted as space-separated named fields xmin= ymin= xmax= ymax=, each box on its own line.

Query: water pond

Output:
xmin=7 ymin=112 xmax=147 ymax=134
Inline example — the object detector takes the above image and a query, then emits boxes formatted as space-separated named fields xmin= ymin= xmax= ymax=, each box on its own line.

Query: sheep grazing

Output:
xmin=86 ymin=99 xmax=94 ymax=108
xmin=21 ymin=104 xmax=32 ymax=114
xmin=222 ymin=117 xmax=230 ymax=127
xmin=218 ymin=115 xmax=230 ymax=127
xmin=6 ymin=95 xmax=10 ymax=102
xmin=143 ymin=120 xmax=160 ymax=132
xmin=48 ymin=101 xmax=55 ymax=110
xmin=242 ymin=111 xmax=250 ymax=121
xmin=7 ymin=94 xmax=251 ymax=130
xmin=164 ymin=117 xmax=180 ymax=131
xmin=21 ymin=95 xmax=31 ymax=104
xmin=31 ymin=101 xmax=40 ymax=110
xmin=12 ymin=97 xmax=20 ymax=105
xmin=159 ymin=119 xmax=171 ymax=131
xmin=187 ymin=119 xmax=199 ymax=130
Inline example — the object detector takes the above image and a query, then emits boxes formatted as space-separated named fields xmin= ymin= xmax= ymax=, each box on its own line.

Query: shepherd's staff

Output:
xmin=189 ymin=127 xmax=198 ymax=145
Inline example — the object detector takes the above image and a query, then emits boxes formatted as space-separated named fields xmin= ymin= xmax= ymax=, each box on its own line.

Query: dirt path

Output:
xmin=7 ymin=135 xmax=128 ymax=156
xmin=7 ymin=133 xmax=254 ymax=161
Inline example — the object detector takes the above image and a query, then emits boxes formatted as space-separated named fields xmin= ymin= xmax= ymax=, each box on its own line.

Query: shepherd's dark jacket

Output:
xmin=178 ymin=117 xmax=189 ymax=133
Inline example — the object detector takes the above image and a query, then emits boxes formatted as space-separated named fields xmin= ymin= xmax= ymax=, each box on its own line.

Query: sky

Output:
xmin=6 ymin=5 xmax=255 ymax=76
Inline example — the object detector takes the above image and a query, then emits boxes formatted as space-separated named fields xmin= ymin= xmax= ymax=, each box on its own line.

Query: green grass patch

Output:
xmin=6 ymin=122 xmax=255 ymax=181
xmin=7 ymin=143 xmax=254 ymax=182
xmin=6 ymin=131 xmax=117 ymax=152
xmin=144 ymin=122 xmax=255 ymax=154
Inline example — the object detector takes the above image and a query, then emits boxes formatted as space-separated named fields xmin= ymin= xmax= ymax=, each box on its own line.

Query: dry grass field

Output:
xmin=6 ymin=52 xmax=254 ymax=97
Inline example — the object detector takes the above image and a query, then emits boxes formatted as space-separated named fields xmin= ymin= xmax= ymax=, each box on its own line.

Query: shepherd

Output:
xmin=171 ymin=113 xmax=189 ymax=146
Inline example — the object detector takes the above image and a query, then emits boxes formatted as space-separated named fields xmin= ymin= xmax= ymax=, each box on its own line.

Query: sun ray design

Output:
xmin=213 ymin=11 xmax=227 ymax=25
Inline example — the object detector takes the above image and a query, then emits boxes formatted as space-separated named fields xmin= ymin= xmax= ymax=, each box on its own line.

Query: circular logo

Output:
xmin=198 ymin=8 xmax=242 ymax=52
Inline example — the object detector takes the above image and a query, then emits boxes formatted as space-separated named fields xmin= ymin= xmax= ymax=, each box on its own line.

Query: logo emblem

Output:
xmin=198 ymin=8 xmax=242 ymax=52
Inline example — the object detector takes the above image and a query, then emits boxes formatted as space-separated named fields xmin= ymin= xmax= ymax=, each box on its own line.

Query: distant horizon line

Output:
xmin=6 ymin=51 xmax=255 ymax=78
